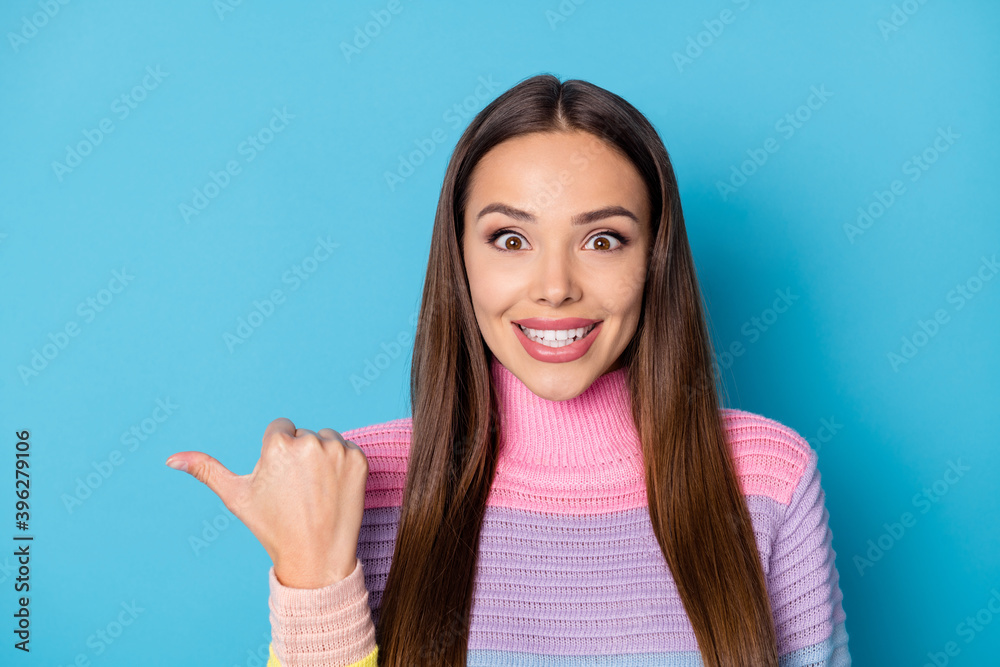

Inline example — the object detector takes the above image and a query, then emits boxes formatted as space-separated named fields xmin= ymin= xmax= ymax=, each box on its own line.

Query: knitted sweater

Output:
xmin=265 ymin=357 xmax=851 ymax=666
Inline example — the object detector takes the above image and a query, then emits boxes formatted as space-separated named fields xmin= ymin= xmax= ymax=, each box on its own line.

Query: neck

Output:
xmin=489 ymin=356 xmax=640 ymax=469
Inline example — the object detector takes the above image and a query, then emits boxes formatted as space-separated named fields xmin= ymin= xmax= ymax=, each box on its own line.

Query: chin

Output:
xmin=524 ymin=360 xmax=603 ymax=398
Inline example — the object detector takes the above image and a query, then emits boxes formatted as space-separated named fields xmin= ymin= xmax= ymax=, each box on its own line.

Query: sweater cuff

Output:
xmin=268 ymin=558 xmax=378 ymax=666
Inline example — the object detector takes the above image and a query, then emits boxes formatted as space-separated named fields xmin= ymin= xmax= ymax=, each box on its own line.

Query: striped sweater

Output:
xmin=266 ymin=356 xmax=851 ymax=666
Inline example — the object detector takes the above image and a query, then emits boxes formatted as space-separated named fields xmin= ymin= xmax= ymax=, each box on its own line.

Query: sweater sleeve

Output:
xmin=261 ymin=418 xmax=409 ymax=666
xmin=770 ymin=446 xmax=852 ymax=667
xmin=265 ymin=557 xmax=379 ymax=667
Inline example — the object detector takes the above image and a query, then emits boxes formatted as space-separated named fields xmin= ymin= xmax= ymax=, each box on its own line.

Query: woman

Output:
xmin=166 ymin=74 xmax=850 ymax=666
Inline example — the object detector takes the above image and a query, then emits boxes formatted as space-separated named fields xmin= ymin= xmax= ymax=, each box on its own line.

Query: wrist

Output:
xmin=274 ymin=557 xmax=358 ymax=589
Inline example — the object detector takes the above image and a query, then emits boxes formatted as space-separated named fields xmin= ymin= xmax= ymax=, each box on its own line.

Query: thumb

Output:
xmin=165 ymin=451 xmax=246 ymax=515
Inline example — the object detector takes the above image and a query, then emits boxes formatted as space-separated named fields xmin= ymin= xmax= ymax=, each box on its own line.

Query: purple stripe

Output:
xmin=767 ymin=451 xmax=847 ymax=655
xmin=354 ymin=487 xmax=842 ymax=657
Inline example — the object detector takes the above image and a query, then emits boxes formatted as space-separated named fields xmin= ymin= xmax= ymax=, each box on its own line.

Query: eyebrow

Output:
xmin=475 ymin=202 xmax=640 ymax=226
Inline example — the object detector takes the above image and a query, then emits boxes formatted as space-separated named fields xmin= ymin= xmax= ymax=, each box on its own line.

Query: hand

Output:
xmin=165 ymin=417 xmax=369 ymax=589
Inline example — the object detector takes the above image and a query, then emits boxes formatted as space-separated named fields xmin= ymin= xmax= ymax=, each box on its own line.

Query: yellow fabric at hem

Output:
xmin=267 ymin=642 xmax=379 ymax=667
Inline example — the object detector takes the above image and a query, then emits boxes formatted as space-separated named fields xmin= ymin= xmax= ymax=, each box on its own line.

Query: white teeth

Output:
xmin=518 ymin=323 xmax=597 ymax=347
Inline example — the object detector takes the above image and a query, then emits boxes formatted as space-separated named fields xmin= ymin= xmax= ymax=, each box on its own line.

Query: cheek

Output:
xmin=602 ymin=271 xmax=645 ymax=310
xmin=466 ymin=265 xmax=491 ymax=310
xmin=466 ymin=270 xmax=507 ymax=332
xmin=464 ymin=249 xmax=487 ymax=304
xmin=468 ymin=260 xmax=518 ymax=312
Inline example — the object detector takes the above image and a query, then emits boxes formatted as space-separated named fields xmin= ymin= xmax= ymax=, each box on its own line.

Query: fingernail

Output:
xmin=166 ymin=457 xmax=187 ymax=472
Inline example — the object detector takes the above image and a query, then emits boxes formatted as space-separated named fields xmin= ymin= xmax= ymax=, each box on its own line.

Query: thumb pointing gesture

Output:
xmin=164 ymin=417 xmax=369 ymax=589
xmin=165 ymin=451 xmax=248 ymax=520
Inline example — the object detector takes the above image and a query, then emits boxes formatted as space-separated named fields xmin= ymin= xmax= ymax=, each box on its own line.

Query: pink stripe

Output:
xmin=269 ymin=359 xmax=849 ymax=662
xmin=340 ymin=419 xmax=410 ymax=510
xmin=722 ymin=408 xmax=810 ymax=505
xmin=345 ymin=410 xmax=810 ymax=513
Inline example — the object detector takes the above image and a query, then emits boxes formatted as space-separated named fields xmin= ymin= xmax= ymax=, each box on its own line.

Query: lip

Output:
xmin=511 ymin=320 xmax=603 ymax=363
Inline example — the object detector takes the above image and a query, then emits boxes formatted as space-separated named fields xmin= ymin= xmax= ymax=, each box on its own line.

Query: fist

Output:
xmin=165 ymin=417 xmax=369 ymax=588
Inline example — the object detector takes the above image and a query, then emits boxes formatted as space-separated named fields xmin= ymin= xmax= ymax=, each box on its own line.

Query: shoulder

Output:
xmin=341 ymin=417 xmax=412 ymax=509
xmin=341 ymin=416 xmax=412 ymax=452
xmin=719 ymin=408 xmax=816 ymax=506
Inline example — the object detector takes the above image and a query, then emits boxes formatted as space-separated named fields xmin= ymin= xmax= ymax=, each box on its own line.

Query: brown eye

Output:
xmin=586 ymin=233 xmax=624 ymax=251
xmin=489 ymin=231 xmax=529 ymax=251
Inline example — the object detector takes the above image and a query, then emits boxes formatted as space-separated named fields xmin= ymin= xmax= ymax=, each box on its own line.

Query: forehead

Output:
xmin=466 ymin=130 xmax=647 ymax=213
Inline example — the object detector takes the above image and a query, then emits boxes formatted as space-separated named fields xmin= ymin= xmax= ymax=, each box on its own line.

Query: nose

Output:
xmin=530 ymin=247 xmax=581 ymax=307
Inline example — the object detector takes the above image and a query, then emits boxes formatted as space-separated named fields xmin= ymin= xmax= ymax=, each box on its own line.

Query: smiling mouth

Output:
xmin=516 ymin=323 xmax=598 ymax=347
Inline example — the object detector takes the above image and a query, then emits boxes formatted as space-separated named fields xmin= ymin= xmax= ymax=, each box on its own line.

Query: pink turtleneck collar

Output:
xmin=487 ymin=356 xmax=647 ymax=513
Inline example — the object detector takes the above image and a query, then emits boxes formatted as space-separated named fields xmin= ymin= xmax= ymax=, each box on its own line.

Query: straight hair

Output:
xmin=375 ymin=73 xmax=779 ymax=667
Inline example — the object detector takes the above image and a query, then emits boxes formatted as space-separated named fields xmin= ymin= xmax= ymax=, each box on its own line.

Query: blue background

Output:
xmin=1 ymin=1 xmax=997 ymax=665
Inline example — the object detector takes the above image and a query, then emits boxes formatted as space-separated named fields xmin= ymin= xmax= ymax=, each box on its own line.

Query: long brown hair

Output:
xmin=375 ymin=74 xmax=779 ymax=666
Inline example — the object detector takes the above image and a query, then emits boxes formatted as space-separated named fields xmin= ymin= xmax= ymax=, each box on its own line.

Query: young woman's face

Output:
xmin=462 ymin=130 xmax=652 ymax=401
